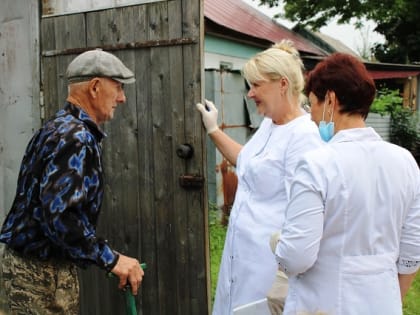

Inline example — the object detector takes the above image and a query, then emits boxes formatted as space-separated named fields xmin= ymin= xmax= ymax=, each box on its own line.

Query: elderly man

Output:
xmin=0 ymin=50 xmax=144 ymax=314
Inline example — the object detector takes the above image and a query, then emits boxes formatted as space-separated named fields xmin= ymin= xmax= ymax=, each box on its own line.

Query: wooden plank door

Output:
xmin=40 ymin=1 xmax=209 ymax=314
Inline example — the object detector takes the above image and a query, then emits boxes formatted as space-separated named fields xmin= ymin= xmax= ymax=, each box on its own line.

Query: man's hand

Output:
xmin=110 ymin=254 xmax=145 ymax=295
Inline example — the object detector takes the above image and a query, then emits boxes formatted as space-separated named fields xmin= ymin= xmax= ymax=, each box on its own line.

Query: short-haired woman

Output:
xmin=273 ymin=53 xmax=420 ymax=315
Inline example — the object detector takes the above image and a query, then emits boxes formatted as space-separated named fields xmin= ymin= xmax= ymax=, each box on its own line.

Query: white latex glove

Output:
xmin=196 ymin=99 xmax=219 ymax=134
xmin=270 ymin=231 xmax=281 ymax=253
xmin=267 ymin=269 xmax=288 ymax=315
xmin=267 ymin=231 xmax=287 ymax=315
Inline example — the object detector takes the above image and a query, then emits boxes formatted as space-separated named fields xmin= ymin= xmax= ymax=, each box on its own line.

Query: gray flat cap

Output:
xmin=66 ymin=49 xmax=135 ymax=84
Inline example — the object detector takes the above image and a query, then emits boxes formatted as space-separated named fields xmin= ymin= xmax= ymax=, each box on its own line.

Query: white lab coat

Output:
xmin=276 ymin=127 xmax=420 ymax=315
xmin=212 ymin=114 xmax=323 ymax=315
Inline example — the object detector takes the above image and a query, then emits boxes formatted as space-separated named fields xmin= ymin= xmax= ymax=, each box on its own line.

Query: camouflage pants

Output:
xmin=0 ymin=247 xmax=79 ymax=315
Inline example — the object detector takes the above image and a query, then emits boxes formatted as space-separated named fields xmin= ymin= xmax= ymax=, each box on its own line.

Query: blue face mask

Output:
xmin=319 ymin=121 xmax=334 ymax=142
xmin=318 ymin=99 xmax=334 ymax=142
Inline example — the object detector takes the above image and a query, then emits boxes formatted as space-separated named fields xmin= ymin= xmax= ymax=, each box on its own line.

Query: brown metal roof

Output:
xmin=204 ymin=0 xmax=327 ymax=56
xmin=303 ymin=55 xmax=420 ymax=80
xmin=368 ymin=70 xmax=420 ymax=80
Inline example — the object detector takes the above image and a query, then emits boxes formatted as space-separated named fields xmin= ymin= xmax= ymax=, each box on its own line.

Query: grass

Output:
xmin=403 ymin=273 xmax=420 ymax=315
xmin=208 ymin=204 xmax=420 ymax=314
xmin=209 ymin=204 xmax=227 ymax=305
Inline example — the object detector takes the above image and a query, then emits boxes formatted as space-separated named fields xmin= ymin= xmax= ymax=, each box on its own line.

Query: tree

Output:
xmin=254 ymin=0 xmax=420 ymax=64
xmin=356 ymin=25 xmax=376 ymax=61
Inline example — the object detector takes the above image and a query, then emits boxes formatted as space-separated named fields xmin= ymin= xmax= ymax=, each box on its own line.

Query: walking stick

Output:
xmin=108 ymin=263 xmax=147 ymax=315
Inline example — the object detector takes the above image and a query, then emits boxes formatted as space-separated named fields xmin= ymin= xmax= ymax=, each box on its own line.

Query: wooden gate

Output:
xmin=40 ymin=1 xmax=209 ymax=314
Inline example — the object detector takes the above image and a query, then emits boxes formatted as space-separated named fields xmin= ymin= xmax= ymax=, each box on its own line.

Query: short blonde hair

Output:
xmin=243 ymin=39 xmax=306 ymax=105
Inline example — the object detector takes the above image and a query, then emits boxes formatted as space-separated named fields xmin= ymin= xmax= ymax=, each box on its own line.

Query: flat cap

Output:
xmin=66 ymin=49 xmax=135 ymax=84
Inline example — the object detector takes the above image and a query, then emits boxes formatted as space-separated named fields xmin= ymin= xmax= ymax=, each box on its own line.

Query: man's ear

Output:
xmin=88 ymin=78 xmax=101 ymax=98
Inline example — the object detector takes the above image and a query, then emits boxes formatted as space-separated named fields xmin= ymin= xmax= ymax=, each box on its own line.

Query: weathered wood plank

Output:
xmin=167 ymin=1 xmax=192 ymax=313
xmin=181 ymin=0 xmax=209 ymax=314
xmin=40 ymin=18 xmax=58 ymax=120
xmin=130 ymin=6 xmax=161 ymax=315
xmin=55 ymin=14 xmax=86 ymax=112
xmin=147 ymin=2 xmax=178 ymax=314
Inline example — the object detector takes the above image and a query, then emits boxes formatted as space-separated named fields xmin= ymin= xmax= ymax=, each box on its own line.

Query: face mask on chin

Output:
xmin=318 ymin=97 xmax=334 ymax=142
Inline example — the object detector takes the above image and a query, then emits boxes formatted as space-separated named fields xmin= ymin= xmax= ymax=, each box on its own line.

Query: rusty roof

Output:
xmin=204 ymin=0 xmax=328 ymax=56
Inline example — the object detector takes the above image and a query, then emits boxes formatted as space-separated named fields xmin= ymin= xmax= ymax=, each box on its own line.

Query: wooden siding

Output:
xmin=0 ymin=0 xmax=41 ymax=216
xmin=41 ymin=1 xmax=208 ymax=314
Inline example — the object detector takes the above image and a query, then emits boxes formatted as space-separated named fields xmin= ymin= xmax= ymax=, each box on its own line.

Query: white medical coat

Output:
xmin=276 ymin=127 xmax=420 ymax=315
xmin=212 ymin=114 xmax=323 ymax=315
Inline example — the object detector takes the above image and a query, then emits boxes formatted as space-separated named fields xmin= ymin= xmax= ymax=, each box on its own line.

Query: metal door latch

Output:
xmin=179 ymin=174 xmax=204 ymax=189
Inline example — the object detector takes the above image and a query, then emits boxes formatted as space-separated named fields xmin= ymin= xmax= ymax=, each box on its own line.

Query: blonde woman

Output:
xmin=197 ymin=40 xmax=323 ymax=315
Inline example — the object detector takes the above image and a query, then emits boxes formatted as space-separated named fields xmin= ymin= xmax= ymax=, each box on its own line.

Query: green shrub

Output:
xmin=371 ymin=88 xmax=419 ymax=153
xmin=371 ymin=88 xmax=403 ymax=115
xmin=389 ymin=106 xmax=419 ymax=152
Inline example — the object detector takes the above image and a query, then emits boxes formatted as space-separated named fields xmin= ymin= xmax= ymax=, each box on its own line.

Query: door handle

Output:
xmin=176 ymin=143 xmax=194 ymax=159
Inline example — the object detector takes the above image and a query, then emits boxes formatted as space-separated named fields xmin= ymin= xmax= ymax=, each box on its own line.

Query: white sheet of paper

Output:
xmin=233 ymin=298 xmax=272 ymax=315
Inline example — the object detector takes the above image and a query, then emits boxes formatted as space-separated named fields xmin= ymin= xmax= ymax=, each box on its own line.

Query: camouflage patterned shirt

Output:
xmin=0 ymin=102 xmax=118 ymax=272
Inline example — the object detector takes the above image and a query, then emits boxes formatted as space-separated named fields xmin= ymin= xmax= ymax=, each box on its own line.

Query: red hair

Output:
xmin=305 ymin=53 xmax=376 ymax=119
